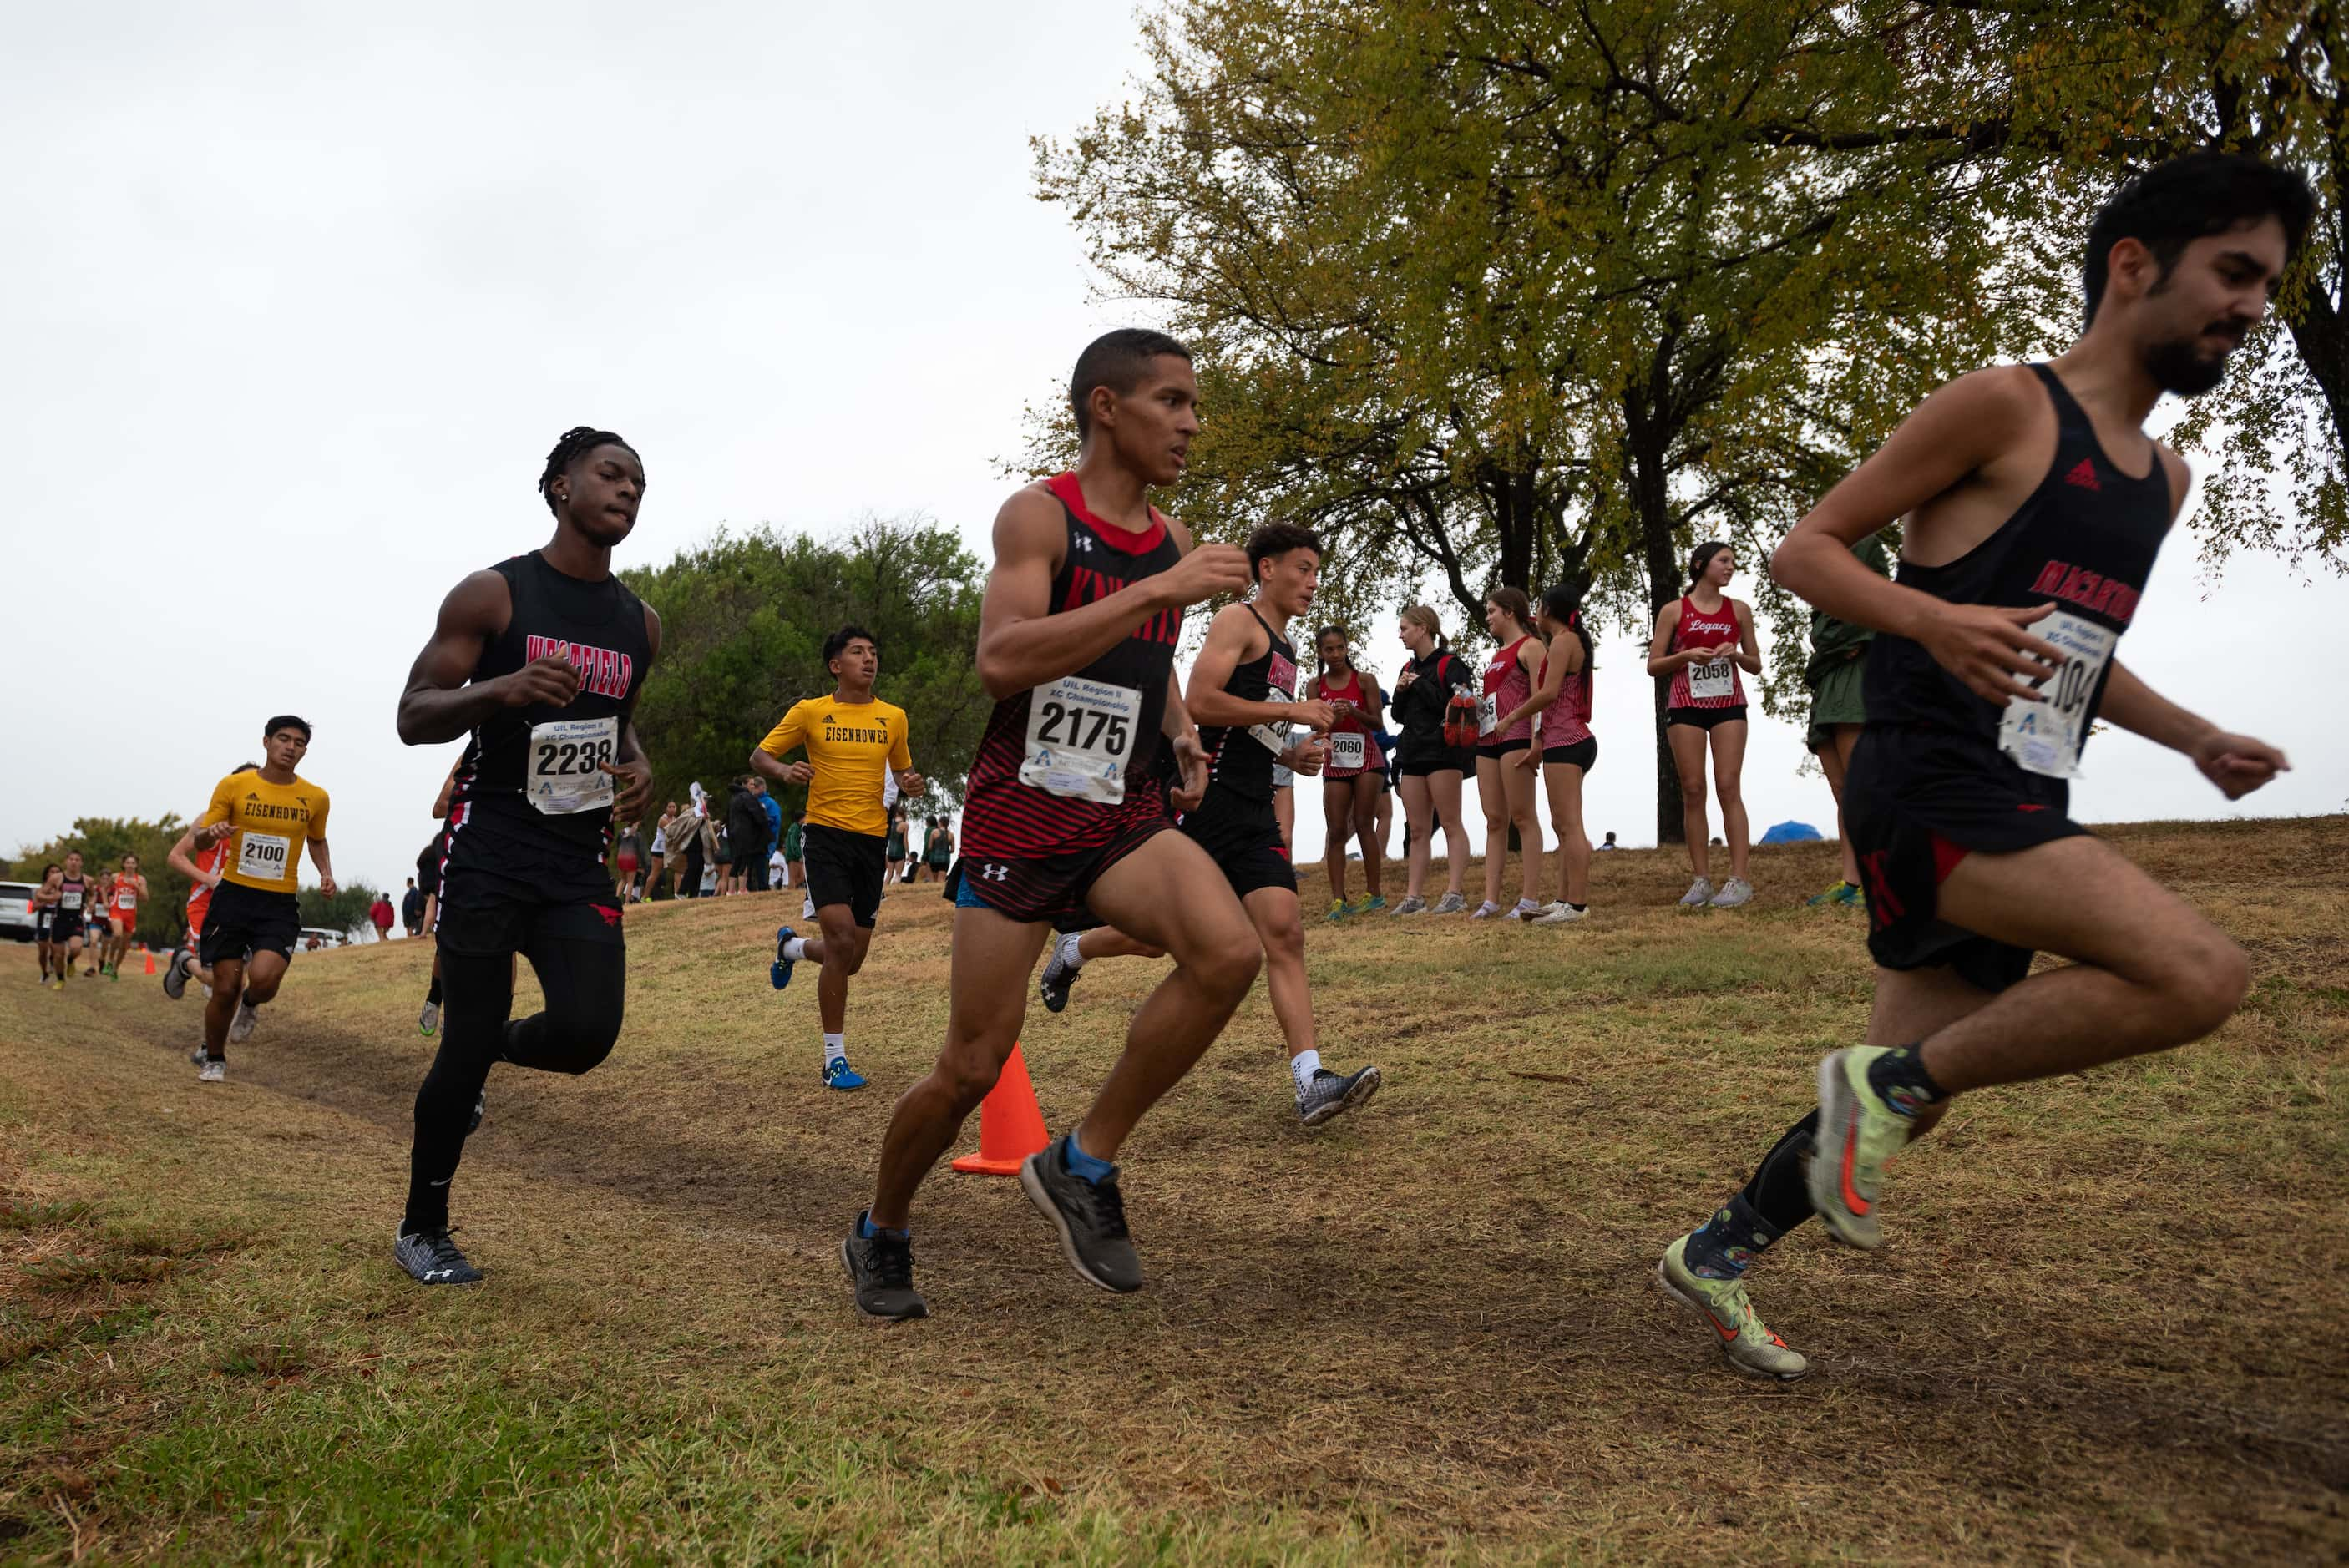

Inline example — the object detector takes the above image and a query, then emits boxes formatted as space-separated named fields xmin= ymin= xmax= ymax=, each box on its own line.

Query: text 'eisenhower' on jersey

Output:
xmin=2028 ymin=559 xmax=2142 ymax=626
xmin=524 ymin=634 xmax=635 ymax=700
xmin=1061 ymin=566 xmax=1183 ymax=649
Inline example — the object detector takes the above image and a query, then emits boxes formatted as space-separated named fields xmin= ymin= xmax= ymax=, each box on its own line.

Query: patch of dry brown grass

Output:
xmin=1 ymin=817 xmax=2343 ymax=1562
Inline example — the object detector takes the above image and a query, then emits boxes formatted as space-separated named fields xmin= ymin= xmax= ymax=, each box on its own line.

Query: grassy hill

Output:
xmin=4 ymin=820 xmax=2344 ymax=1563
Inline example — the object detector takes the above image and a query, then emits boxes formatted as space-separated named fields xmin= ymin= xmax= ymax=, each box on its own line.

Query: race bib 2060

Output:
xmin=1328 ymin=732 xmax=1367 ymax=771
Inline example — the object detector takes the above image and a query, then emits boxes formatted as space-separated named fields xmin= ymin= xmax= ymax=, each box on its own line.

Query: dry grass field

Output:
xmin=3 ymin=818 xmax=2345 ymax=1564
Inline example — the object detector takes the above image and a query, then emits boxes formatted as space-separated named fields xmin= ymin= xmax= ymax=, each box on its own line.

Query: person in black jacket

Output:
xmin=1388 ymin=604 xmax=1476 ymax=913
xmin=727 ymin=777 xmax=772 ymax=894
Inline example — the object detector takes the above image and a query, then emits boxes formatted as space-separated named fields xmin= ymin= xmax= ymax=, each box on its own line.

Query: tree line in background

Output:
xmin=6 ymin=819 xmax=384 ymax=948
xmin=1030 ymin=0 xmax=2341 ymax=841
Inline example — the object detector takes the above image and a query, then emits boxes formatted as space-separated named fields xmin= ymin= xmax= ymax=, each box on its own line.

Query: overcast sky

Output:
xmin=3 ymin=3 xmax=2341 ymax=906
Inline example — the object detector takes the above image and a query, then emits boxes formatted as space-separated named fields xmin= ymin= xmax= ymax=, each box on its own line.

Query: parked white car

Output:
xmin=0 ymin=882 xmax=37 ymax=942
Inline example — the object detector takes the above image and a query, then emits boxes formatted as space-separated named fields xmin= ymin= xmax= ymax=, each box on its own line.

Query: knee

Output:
xmin=1678 ymin=776 xmax=1709 ymax=808
xmin=934 ymin=1047 xmax=1006 ymax=1116
xmin=1192 ymin=928 xmax=1263 ymax=999
xmin=242 ymin=972 xmax=284 ymax=1005
xmin=2164 ymin=934 xmax=2252 ymax=1037
xmin=1714 ymin=778 xmax=1745 ymax=808
xmin=543 ymin=1006 xmax=624 ymax=1075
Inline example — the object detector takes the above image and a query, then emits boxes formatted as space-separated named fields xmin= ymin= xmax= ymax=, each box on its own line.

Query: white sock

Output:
xmin=782 ymin=937 xmax=808 ymax=961
xmin=1056 ymin=932 xmax=1087 ymax=971
xmin=1516 ymin=898 xmax=1541 ymax=912
xmin=1290 ymin=1049 xmax=1321 ymax=1095
xmin=823 ymin=1032 xmax=846 ymax=1066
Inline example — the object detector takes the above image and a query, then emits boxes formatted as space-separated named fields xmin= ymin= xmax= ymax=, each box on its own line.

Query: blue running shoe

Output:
xmin=823 ymin=1057 xmax=867 ymax=1091
xmin=771 ymin=926 xmax=797 ymax=990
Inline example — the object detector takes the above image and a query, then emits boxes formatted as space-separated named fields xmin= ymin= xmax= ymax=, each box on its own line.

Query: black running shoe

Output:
xmin=1296 ymin=1064 xmax=1383 ymax=1128
xmin=840 ymin=1212 xmax=927 ymax=1321
xmin=1038 ymin=938 xmax=1082 ymax=1014
xmin=160 ymin=948 xmax=189 ymax=1002
xmin=393 ymin=1227 xmax=483 ymax=1285
xmin=1019 ymin=1135 xmax=1142 ymax=1292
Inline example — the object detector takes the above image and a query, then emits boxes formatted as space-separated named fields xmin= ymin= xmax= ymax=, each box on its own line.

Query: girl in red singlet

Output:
xmin=1308 ymin=626 xmax=1387 ymax=918
xmin=1474 ymin=589 xmax=1548 ymax=918
xmin=1510 ymin=587 xmax=1597 ymax=922
xmin=1647 ymin=540 xmax=1761 ymax=908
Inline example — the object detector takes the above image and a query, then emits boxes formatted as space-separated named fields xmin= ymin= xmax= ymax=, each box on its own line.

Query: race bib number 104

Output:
xmin=1997 ymin=610 xmax=2116 ymax=779
xmin=529 ymin=716 xmax=619 ymax=815
xmin=1021 ymin=675 xmax=1141 ymax=802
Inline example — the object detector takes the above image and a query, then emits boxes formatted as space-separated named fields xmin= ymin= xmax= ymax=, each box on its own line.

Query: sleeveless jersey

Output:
xmin=54 ymin=875 xmax=89 ymax=923
xmin=1540 ymin=643 xmax=1593 ymax=749
xmin=1864 ymin=363 xmax=2169 ymax=777
xmin=959 ymin=473 xmax=1185 ymax=857
xmin=186 ymin=842 xmax=226 ymax=917
xmin=1197 ymin=604 xmax=1298 ymax=803
xmin=1317 ymin=666 xmax=1384 ymax=776
xmin=113 ymin=875 xmax=140 ymax=914
xmin=1480 ymin=637 xmax=1536 ymax=744
xmin=443 ymin=550 xmax=652 ymax=899
xmin=1668 ymin=596 xmax=1744 ymax=708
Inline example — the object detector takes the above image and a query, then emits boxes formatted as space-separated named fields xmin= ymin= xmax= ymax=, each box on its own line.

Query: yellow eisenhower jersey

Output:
xmin=757 ymin=695 xmax=910 ymax=837
xmin=200 ymin=771 xmax=330 ymax=894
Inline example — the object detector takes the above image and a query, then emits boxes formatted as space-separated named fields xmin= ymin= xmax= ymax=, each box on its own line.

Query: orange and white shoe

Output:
xmin=1656 ymin=1236 xmax=1809 ymax=1380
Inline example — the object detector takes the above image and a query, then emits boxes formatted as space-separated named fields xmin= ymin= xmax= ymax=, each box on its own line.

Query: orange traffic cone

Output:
xmin=951 ymin=1044 xmax=1048 ymax=1176
xmin=142 ymin=945 xmax=155 ymax=975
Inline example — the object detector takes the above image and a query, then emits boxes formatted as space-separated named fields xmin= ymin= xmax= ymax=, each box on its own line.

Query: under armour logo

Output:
xmin=1073 ymin=534 xmax=1095 ymax=552
xmin=2063 ymin=458 xmax=2100 ymax=492
xmin=980 ymin=864 xmax=1009 ymax=882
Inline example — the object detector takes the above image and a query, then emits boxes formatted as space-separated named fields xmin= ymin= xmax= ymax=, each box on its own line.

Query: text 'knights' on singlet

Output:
xmin=443 ymin=550 xmax=651 ymax=893
xmin=1197 ymin=603 xmax=1298 ymax=802
xmin=959 ymin=472 xmax=1184 ymax=857
xmin=1864 ymin=362 xmax=2170 ymax=779
xmin=201 ymin=771 xmax=330 ymax=895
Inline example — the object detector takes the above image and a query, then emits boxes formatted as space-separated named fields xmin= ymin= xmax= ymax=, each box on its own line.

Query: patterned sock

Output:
xmin=1683 ymin=1195 xmax=1783 ymax=1280
xmin=1865 ymin=1044 xmax=1947 ymax=1119
xmin=823 ymin=1032 xmax=846 ymax=1067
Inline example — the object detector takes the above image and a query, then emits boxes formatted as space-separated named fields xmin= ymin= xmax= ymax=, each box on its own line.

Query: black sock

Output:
xmin=1865 ymin=1044 xmax=1947 ymax=1119
xmin=1685 ymin=1109 xmax=1820 ymax=1277
xmin=425 ymin=975 xmax=443 ymax=1006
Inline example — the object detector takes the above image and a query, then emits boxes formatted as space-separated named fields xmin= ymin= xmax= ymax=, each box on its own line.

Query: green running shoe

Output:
xmin=1806 ymin=879 xmax=1856 ymax=908
xmin=1806 ymin=1047 xmax=1913 ymax=1251
xmin=1351 ymin=894 xmax=1386 ymax=916
xmin=1655 ymin=1236 xmax=1809 ymax=1381
xmin=1325 ymin=898 xmax=1349 ymax=923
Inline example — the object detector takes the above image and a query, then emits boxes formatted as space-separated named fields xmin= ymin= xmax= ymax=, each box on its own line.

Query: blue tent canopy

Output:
xmin=1759 ymin=820 xmax=1823 ymax=844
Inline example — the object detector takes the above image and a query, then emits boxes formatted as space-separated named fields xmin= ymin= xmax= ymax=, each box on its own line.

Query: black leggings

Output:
xmin=402 ymin=937 xmax=625 ymax=1234
xmin=1743 ymin=1109 xmax=1820 ymax=1233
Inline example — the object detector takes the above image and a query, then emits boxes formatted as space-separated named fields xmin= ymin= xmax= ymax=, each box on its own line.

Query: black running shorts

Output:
xmin=1542 ymin=736 xmax=1598 ymax=772
xmin=1843 ymin=724 xmax=2089 ymax=994
xmin=198 ymin=880 xmax=300 ymax=966
xmin=436 ymin=885 xmax=626 ymax=959
xmin=803 ymin=823 xmax=886 ymax=929
xmin=1476 ymin=738 xmax=1533 ymax=759
xmin=1666 ymin=705 xmax=1748 ymax=731
xmin=1179 ymin=784 xmax=1296 ymax=899
xmin=949 ymin=810 xmax=1169 ymax=927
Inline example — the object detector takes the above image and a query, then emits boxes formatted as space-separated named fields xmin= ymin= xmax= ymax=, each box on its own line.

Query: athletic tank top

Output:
xmin=1540 ymin=642 xmax=1593 ymax=748
xmin=1668 ymin=596 xmax=1744 ymax=708
xmin=55 ymin=875 xmax=88 ymax=918
xmin=187 ymin=844 xmax=225 ymax=912
xmin=1480 ymin=637 xmax=1536 ymax=744
xmin=959 ymin=473 xmax=1185 ymax=857
xmin=444 ymin=550 xmax=652 ymax=888
xmin=1317 ymin=666 xmax=1384 ymax=775
xmin=113 ymin=875 xmax=139 ymax=912
xmin=1198 ymin=604 xmax=1297 ymax=802
xmin=1864 ymin=363 xmax=2169 ymax=777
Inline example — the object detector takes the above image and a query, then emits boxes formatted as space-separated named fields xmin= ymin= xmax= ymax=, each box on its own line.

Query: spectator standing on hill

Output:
xmin=402 ymin=878 xmax=425 ymax=936
xmin=1805 ymin=532 xmax=1896 ymax=908
xmin=370 ymin=893 xmax=396 ymax=942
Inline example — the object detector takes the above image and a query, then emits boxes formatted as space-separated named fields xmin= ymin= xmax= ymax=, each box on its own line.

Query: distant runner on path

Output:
xmin=1655 ymin=153 xmax=2306 ymax=1381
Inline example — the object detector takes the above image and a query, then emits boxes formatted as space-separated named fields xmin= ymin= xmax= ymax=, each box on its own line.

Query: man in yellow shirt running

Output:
xmin=191 ymin=716 xmax=335 ymax=1082
xmin=751 ymin=625 xmax=923 ymax=1090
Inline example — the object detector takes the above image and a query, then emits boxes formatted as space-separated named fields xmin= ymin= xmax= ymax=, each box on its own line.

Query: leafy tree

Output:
xmin=299 ymin=883 xmax=386 ymax=940
xmin=1035 ymin=0 xmax=2033 ymax=837
xmin=622 ymin=513 xmax=990 ymax=823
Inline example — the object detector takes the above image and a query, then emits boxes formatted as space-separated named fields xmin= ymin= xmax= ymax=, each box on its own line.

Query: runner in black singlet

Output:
xmin=842 ymin=329 xmax=1258 ymax=1321
xmin=1036 ymin=524 xmax=1383 ymax=1127
xmin=1655 ymin=153 xmax=2309 ymax=1380
xmin=390 ymin=426 xmax=658 ymax=1286
xmin=45 ymin=852 xmax=93 ymax=991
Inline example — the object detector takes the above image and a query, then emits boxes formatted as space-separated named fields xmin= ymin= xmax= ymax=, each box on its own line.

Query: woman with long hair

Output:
xmin=1473 ymin=588 xmax=1548 ymax=919
xmin=1307 ymin=625 xmax=1388 ymax=918
xmin=1647 ymin=540 xmax=1761 ymax=907
xmin=1387 ymin=604 xmax=1476 ymax=913
xmin=1516 ymin=587 xmax=1597 ymax=923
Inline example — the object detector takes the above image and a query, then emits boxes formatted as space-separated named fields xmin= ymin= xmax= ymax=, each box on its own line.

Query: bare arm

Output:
xmin=1770 ymin=367 xmax=2067 ymax=705
xmin=974 ymin=491 xmax=1249 ymax=700
xmin=1730 ymin=600 xmax=1762 ymax=675
xmin=2100 ymin=660 xmax=2288 ymax=801
xmin=1498 ymin=635 xmax=1567 ymax=732
xmin=1645 ymin=602 xmax=1698 ymax=676
xmin=165 ymin=826 xmax=204 ymax=884
xmin=309 ymin=839 xmax=336 ymax=897
xmin=431 ymin=759 xmax=458 ymax=820
xmin=397 ymin=570 xmax=582 ymax=746
xmin=1185 ymin=607 xmax=1338 ymax=730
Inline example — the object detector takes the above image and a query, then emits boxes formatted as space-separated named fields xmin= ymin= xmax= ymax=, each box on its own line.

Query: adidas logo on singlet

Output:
xmin=2063 ymin=458 xmax=2100 ymax=492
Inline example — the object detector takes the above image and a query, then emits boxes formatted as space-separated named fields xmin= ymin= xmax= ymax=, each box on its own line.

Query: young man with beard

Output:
xmin=391 ymin=426 xmax=657 ymax=1285
xmin=1654 ymin=153 xmax=2308 ymax=1379
xmin=1039 ymin=523 xmax=1383 ymax=1126
xmin=841 ymin=329 xmax=1258 ymax=1320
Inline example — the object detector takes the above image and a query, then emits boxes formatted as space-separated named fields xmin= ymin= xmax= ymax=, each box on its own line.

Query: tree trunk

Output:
xmin=1624 ymin=367 xmax=1687 ymax=846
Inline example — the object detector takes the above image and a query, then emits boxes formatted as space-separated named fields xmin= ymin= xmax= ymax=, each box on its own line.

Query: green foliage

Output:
xmin=297 ymin=882 xmax=385 ymax=939
xmin=8 ymin=817 xmax=193 ymax=947
xmin=622 ymin=514 xmax=990 ymax=822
